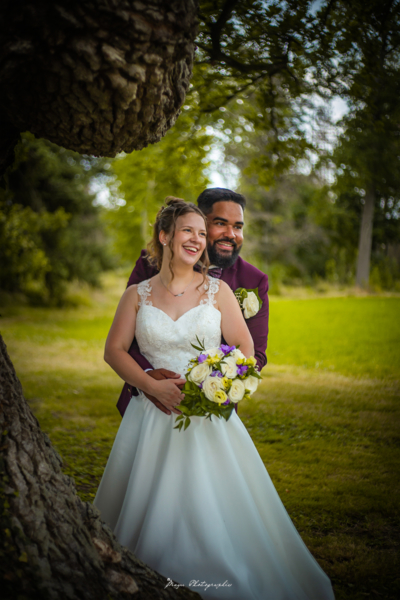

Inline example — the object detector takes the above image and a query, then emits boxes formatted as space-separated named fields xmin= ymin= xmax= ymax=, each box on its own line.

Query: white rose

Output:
xmin=188 ymin=362 xmax=212 ymax=384
xmin=204 ymin=347 xmax=224 ymax=360
xmin=203 ymin=375 xmax=224 ymax=401
xmin=242 ymin=291 xmax=260 ymax=319
xmin=230 ymin=348 xmax=246 ymax=362
xmin=220 ymin=355 xmax=238 ymax=379
xmin=243 ymin=375 xmax=259 ymax=395
xmin=229 ymin=379 xmax=246 ymax=402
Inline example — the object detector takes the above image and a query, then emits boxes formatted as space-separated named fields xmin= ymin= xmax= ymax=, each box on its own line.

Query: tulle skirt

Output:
xmin=94 ymin=394 xmax=335 ymax=600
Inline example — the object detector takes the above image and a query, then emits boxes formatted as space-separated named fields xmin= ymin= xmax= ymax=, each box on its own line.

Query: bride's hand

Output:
xmin=148 ymin=377 xmax=186 ymax=415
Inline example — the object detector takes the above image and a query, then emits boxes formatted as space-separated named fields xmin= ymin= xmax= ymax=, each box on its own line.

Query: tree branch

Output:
xmin=200 ymin=0 xmax=289 ymax=76
xmin=196 ymin=41 xmax=288 ymax=75
xmin=211 ymin=0 xmax=241 ymax=39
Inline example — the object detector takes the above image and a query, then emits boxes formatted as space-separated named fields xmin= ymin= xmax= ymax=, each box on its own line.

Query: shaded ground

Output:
xmin=1 ymin=273 xmax=399 ymax=600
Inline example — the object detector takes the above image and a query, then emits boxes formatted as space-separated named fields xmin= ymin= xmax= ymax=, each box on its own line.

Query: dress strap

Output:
xmin=200 ymin=275 xmax=220 ymax=307
xmin=137 ymin=279 xmax=152 ymax=307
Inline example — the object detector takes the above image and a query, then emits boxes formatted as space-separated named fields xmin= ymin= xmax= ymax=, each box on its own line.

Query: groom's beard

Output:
xmin=207 ymin=237 xmax=242 ymax=269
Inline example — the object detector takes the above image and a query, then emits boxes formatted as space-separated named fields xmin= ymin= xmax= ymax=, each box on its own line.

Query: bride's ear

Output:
xmin=159 ymin=230 xmax=168 ymax=246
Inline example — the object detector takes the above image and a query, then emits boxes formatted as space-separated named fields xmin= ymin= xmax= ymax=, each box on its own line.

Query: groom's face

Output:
xmin=206 ymin=201 xmax=244 ymax=268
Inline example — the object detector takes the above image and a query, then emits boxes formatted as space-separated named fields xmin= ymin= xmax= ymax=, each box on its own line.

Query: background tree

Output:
xmin=312 ymin=0 xmax=400 ymax=286
xmin=190 ymin=0 xmax=400 ymax=289
xmin=107 ymin=110 xmax=211 ymax=265
xmin=215 ymin=112 xmax=336 ymax=289
xmin=195 ymin=0 xmax=311 ymax=110
xmin=190 ymin=0 xmax=314 ymax=176
xmin=0 ymin=134 xmax=114 ymax=305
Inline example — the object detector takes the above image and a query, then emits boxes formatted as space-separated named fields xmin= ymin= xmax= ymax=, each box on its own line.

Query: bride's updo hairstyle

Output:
xmin=147 ymin=196 xmax=210 ymax=286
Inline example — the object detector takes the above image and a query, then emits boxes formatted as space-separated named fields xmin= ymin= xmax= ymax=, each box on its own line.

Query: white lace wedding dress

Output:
xmin=94 ymin=276 xmax=335 ymax=600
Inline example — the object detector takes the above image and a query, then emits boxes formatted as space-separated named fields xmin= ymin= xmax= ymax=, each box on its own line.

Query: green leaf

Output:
xmin=191 ymin=344 xmax=204 ymax=352
xmin=234 ymin=287 xmax=263 ymax=310
xmin=190 ymin=336 xmax=206 ymax=353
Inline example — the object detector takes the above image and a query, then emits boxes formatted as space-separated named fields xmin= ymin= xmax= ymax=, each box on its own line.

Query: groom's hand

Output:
xmin=144 ymin=369 xmax=183 ymax=415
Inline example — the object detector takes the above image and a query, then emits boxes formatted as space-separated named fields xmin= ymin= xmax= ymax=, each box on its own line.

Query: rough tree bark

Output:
xmin=0 ymin=2 xmax=203 ymax=595
xmin=0 ymin=0 xmax=197 ymax=173
xmin=0 ymin=335 xmax=201 ymax=600
xmin=356 ymin=185 xmax=375 ymax=287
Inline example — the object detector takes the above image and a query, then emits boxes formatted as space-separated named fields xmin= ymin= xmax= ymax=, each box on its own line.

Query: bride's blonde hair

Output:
xmin=147 ymin=196 xmax=210 ymax=286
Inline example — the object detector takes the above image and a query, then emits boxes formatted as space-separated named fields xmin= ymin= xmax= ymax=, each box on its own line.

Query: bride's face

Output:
xmin=161 ymin=213 xmax=207 ymax=266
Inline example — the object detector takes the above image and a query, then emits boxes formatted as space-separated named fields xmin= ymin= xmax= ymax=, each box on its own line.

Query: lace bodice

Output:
xmin=135 ymin=276 xmax=222 ymax=375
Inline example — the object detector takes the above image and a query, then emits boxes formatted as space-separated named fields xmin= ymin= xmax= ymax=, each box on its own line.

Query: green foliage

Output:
xmin=194 ymin=1 xmax=400 ymax=288
xmin=0 ymin=134 xmax=114 ymax=305
xmin=168 ymin=2 xmax=316 ymax=185
xmin=0 ymin=202 xmax=69 ymax=298
xmin=312 ymin=0 xmax=400 ymax=282
xmin=196 ymin=0 xmax=312 ymax=113
xmin=327 ymin=120 xmax=400 ymax=286
xmin=235 ymin=170 xmax=336 ymax=283
xmin=106 ymin=111 xmax=211 ymax=264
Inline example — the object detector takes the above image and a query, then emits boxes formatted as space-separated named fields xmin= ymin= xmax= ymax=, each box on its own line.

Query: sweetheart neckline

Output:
xmin=141 ymin=303 xmax=221 ymax=324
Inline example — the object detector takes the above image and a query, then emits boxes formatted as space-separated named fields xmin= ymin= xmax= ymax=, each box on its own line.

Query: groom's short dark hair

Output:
xmin=197 ymin=188 xmax=246 ymax=215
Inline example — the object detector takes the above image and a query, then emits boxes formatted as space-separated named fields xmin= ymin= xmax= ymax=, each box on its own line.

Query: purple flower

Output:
xmin=223 ymin=399 xmax=231 ymax=405
xmin=220 ymin=344 xmax=236 ymax=355
xmin=210 ymin=370 xmax=223 ymax=378
xmin=198 ymin=354 xmax=208 ymax=363
xmin=199 ymin=382 xmax=203 ymax=389
xmin=237 ymin=364 xmax=249 ymax=376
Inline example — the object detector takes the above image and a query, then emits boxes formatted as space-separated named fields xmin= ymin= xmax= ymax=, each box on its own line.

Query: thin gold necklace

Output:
xmin=159 ymin=272 xmax=195 ymax=297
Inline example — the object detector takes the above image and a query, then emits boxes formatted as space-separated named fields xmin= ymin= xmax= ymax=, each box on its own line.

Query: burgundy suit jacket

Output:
xmin=116 ymin=250 xmax=269 ymax=417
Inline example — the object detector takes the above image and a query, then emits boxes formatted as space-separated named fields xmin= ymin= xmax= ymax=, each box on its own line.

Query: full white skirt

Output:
xmin=94 ymin=394 xmax=335 ymax=600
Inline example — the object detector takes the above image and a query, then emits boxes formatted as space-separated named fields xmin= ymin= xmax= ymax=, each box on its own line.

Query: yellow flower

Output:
xmin=221 ymin=377 xmax=231 ymax=390
xmin=206 ymin=354 xmax=220 ymax=365
xmin=213 ymin=390 xmax=228 ymax=404
xmin=245 ymin=356 xmax=257 ymax=367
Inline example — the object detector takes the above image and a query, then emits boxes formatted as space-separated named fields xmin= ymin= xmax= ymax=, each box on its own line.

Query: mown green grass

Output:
xmin=269 ymin=296 xmax=400 ymax=380
xmin=1 ymin=274 xmax=399 ymax=600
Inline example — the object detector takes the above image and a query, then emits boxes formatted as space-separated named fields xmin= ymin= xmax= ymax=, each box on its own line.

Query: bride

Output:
xmin=94 ymin=198 xmax=335 ymax=600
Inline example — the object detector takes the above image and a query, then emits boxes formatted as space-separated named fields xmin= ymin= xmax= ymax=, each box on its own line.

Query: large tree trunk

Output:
xmin=0 ymin=334 xmax=200 ymax=600
xmin=355 ymin=185 xmax=375 ymax=287
xmin=0 ymin=0 xmax=198 ymax=173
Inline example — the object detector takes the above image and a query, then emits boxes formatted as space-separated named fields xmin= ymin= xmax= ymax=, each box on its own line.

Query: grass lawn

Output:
xmin=1 ymin=273 xmax=399 ymax=600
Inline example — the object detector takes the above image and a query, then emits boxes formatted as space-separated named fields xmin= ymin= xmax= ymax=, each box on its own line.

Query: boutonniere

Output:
xmin=234 ymin=288 xmax=263 ymax=319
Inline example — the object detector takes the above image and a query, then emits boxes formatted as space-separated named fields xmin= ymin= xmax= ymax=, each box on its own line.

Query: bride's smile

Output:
xmin=160 ymin=212 xmax=207 ymax=268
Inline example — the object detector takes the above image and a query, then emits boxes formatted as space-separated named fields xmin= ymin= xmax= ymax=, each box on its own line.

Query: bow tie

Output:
xmin=208 ymin=267 xmax=223 ymax=279
xmin=194 ymin=264 xmax=223 ymax=279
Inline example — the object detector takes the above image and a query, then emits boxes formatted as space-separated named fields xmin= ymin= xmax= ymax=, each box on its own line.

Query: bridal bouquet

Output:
xmin=174 ymin=337 xmax=261 ymax=432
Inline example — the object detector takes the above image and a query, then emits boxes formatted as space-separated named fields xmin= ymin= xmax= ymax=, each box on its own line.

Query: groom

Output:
xmin=116 ymin=188 xmax=269 ymax=417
